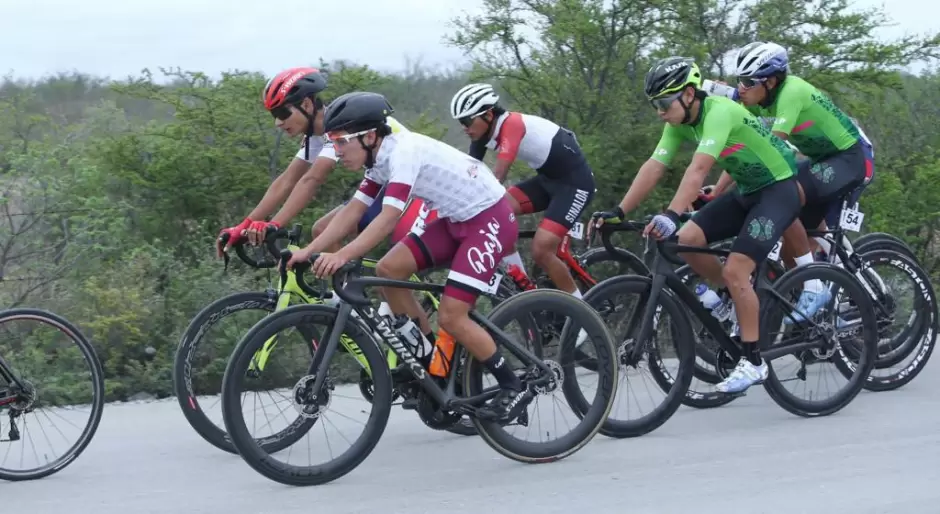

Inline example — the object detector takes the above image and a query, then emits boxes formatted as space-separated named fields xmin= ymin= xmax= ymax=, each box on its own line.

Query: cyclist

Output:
xmin=732 ymin=42 xmax=870 ymax=320
xmin=216 ymin=67 xmax=435 ymax=256
xmin=450 ymin=83 xmax=595 ymax=303
xmin=287 ymin=91 xmax=531 ymax=423
xmin=592 ymin=57 xmax=804 ymax=394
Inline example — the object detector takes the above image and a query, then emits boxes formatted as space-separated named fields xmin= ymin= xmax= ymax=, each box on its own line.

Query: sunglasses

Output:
xmin=458 ymin=111 xmax=487 ymax=127
xmin=270 ymin=104 xmax=294 ymax=121
xmin=649 ymin=91 xmax=682 ymax=112
xmin=737 ymin=76 xmax=768 ymax=89
xmin=326 ymin=128 xmax=375 ymax=148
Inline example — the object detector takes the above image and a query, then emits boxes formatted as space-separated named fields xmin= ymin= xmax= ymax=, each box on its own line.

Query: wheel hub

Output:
xmin=292 ymin=374 xmax=332 ymax=420
xmin=533 ymin=359 xmax=564 ymax=395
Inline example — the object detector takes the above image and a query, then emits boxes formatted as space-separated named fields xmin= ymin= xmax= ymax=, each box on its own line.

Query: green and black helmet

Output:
xmin=644 ymin=57 xmax=703 ymax=100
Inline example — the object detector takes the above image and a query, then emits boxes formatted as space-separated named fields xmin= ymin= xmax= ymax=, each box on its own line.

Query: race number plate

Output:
xmin=568 ymin=222 xmax=585 ymax=240
xmin=767 ymin=238 xmax=783 ymax=261
xmin=483 ymin=272 xmax=503 ymax=294
xmin=840 ymin=204 xmax=864 ymax=232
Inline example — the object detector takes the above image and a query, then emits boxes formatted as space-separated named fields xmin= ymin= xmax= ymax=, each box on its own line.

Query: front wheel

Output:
xmin=759 ymin=263 xmax=878 ymax=417
xmin=464 ymin=289 xmax=618 ymax=463
xmin=221 ymin=304 xmax=392 ymax=486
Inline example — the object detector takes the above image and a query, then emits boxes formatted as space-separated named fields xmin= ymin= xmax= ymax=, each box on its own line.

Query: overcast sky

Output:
xmin=1 ymin=0 xmax=934 ymax=81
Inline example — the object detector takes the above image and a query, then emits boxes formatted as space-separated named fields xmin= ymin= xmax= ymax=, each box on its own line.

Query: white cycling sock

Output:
xmin=571 ymin=288 xmax=583 ymax=299
xmin=794 ymin=252 xmax=825 ymax=293
xmin=502 ymin=251 xmax=527 ymax=275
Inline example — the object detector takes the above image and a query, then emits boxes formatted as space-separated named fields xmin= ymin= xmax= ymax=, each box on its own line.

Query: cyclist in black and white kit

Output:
xmin=450 ymin=83 xmax=596 ymax=302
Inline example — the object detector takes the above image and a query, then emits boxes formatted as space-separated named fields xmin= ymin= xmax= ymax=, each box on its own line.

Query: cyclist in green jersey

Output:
xmin=727 ymin=42 xmax=868 ymax=322
xmin=592 ymin=57 xmax=806 ymax=394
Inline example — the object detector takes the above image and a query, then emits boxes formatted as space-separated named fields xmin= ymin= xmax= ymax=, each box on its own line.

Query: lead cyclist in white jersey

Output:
xmin=287 ymin=92 xmax=534 ymax=423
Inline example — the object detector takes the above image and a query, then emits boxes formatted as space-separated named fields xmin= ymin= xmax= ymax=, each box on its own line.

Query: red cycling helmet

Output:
xmin=262 ymin=67 xmax=328 ymax=111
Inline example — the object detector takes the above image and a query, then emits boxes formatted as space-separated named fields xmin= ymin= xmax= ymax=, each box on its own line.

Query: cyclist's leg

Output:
xmin=378 ymin=217 xmax=456 ymax=339
xmin=788 ymin=145 xmax=868 ymax=319
xmin=717 ymin=177 xmax=801 ymax=393
xmin=430 ymin=198 xmax=523 ymax=421
xmin=505 ymin=177 xmax=553 ymax=277
xmin=679 ymin=189 xmax=748 ymax=287
xmin=819 ymin=145 xmax=873 ymax=258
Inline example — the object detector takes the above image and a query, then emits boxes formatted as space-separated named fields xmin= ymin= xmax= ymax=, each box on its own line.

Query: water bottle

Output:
xmin=695 ymin=283 xmax=730 ymax=322
xmin=393 ymin=316 xmax=433 ymax=359
xmin=377 ymin=302 xmax=394 ymax=322
xmin=701 ymin=79 xmax=738 ymax=100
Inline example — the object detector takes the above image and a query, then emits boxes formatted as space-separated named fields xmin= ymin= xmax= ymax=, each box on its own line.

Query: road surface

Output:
xmin=7 ymin=357 xmax=940 ymax=514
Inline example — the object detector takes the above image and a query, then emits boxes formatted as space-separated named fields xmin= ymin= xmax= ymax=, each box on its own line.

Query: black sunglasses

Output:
xmin=270 ymin=105 xmax=294 ymax=121
xmin=649 ymin=91 xmax=682 ymax=111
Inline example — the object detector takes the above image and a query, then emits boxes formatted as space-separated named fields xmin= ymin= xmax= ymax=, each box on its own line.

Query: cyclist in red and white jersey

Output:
xmin=215 ymin=67 xmax=434 ymax=256
xmin=450 ymin=83 xmax=596 ymax=303
xmin=288 ymin=92 xmax=532 ymax=423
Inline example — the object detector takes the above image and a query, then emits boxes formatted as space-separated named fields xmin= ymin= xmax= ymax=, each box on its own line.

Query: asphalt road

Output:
xmin=6 ymin=355 xmax=940 ymax=514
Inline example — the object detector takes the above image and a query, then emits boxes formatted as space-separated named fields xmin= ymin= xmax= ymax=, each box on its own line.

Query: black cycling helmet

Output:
xmin=644 ymin=57 xmax=703 ymax=99
xmin=323 ymin=91 xmax=395 ymax=134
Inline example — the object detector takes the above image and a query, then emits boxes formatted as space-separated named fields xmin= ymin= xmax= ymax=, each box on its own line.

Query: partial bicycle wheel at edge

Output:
xmin=832 ymin=248 xmax=938 ymax=391
xmin=221 ymin=303 xmax=392 ymax=486
xmin=0 ymin=308 xmax=105 ymax=481
xmin=465 ymin=289 xmax=618 ymax=463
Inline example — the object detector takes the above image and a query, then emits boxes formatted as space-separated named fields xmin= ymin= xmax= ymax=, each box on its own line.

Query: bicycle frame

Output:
xmin=293 ymin=259 xmax=555 ymax=416
xmin=226 ymin=224 xmax=441 ymax=376
xmin=598 ymin=223 xmax=832 ymax=365
xmin=509 ymin=227 xmax=599 ymax=291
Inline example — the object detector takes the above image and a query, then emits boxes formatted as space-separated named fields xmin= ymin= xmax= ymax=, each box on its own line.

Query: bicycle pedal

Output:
xmin=401 ymin=398 xmax=419 ymax=411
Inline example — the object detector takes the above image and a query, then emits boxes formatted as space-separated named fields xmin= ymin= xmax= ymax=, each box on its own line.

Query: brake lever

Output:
xmin=277 ymin=249 xmax=292 ymax=296
xmin=218 ymin=233 xmax=232 ymax=273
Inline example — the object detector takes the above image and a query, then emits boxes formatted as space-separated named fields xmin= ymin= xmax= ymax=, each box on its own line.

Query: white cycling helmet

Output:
xmin=450 ymin=83 xmax=499 ymax=119
xmin=734 ymin=42 xmax=789 ymax=78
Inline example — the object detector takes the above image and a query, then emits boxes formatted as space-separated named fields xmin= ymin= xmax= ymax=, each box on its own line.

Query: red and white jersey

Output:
xmin=353 ymin=132 xmax=505 ymax=222
xmin=295 ymin=115 xmax=408 ymax=163
xmin=484 ymin=111 xmax=561 ymax=169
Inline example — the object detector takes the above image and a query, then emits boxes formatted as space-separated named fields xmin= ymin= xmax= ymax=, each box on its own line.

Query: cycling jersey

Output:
xmin=355 ymin=131 xmax=505 ymax=222
xmin=744 ymin=76 xmax=860 ymax=160
xmin=651 ymin=96 xmax=797 ymax=195
xmin=296 ymin=115 xmax=408 ymax=163
xmin=468 ymin=112 xmax=590 ymax=180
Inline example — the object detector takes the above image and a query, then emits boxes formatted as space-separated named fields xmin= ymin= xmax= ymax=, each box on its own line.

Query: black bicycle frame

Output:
xmin=598 ymin=222 xmax=826 ymax=363
xmin=284 ymin=255 xmax=554 ymax=417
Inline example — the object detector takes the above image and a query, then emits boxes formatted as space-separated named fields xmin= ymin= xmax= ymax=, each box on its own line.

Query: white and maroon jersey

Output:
xmin=295 ymin=115 xmax=408 ymax=163
xmin=482 ymin=111 xmax=562 ymax=169
xmin=353 ymin=132 xmax=505 ymax=222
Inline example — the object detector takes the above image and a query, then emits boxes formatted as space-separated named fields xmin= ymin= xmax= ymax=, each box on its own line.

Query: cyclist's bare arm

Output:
xmin=306 ymin=199 xmax=369 ymax=253
xmin=270 ymin=156 xmax=336 ymax=226
xmin=713 ymin=171 xmax=735 ymax=195
xmin=247 ymin=157 xmax=312 ymax=220
xmin=667 ymin=154 xmax=714 ymax=213
xmin=618 ymin=159 xmax=667 ymax=213
xmin=337 ymin=205 xmax=401 ymax=260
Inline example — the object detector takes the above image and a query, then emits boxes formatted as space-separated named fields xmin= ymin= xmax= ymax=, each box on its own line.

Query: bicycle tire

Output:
xmin=0 ymin=308 xmax=105 ymax=481
xmin=221 ymin=303 xmax=392 ymax=486
xmin=832 ymin=248 xmax=938 ymax=391
xmin=760 ymin=263 xmax=878 ymax=417
xmin=578 ymin=275 xmax=695 ymax=437
xmin=853 ymin=232 xmax=915 ymax=259
xmin=465 ymin=289 xmax=618 ymax=462
xmin=173 ymin=291 xmax=311 ymax=455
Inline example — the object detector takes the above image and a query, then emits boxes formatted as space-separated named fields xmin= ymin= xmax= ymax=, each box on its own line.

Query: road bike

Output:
xmin=219 ymin=249 xmax=618 ymax=486
xmin=584 ymin=217 xmax=878 ymax=423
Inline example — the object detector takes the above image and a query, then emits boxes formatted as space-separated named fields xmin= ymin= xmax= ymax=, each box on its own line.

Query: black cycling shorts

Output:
xmin=796 ymin=141 xmax=867 ymax=229
xmin=690 ymin=176 xmax=801 ymax=264
xmin=508 ymin=169 xmax=596 ymax=237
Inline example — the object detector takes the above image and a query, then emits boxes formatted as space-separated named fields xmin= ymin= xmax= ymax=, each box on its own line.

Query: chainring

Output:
xmin=714 ymin=348 xmax=739 ymax=379
xmin=415 ymin=390 xmax=462 ymax=430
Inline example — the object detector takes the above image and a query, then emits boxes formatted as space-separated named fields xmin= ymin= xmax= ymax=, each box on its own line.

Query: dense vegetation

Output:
xmin=1 ymin=0 xmax=937 ymax=402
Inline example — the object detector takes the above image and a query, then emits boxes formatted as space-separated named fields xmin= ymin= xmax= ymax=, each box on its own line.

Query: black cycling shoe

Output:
xmin=477 ymin=387 xmax=533 ymax=424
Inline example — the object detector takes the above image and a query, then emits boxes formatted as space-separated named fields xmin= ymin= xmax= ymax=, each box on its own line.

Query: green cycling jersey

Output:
xmin=745 ymin=75 xmax=860 ymax=160
xmin=651 ymin=95 xmax=797 ymax=195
